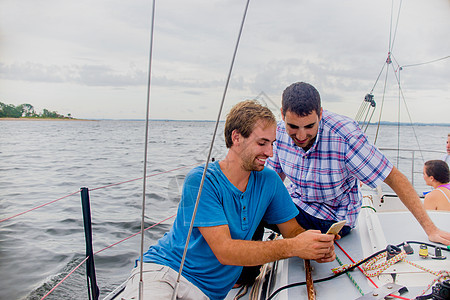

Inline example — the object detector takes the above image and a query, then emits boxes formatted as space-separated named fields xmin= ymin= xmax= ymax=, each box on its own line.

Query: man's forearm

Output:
xmin=216 ymin=238 xmax=294 ymax=266
xmin=384 ymin=166 xmax=437 ymax=235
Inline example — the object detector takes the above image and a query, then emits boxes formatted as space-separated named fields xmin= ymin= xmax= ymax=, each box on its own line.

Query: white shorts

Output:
xmin=119 ymin=263 xmax=209 ymax=300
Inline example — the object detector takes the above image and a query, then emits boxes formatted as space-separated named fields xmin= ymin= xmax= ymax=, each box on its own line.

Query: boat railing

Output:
xmin=0 ymin=163 xmax=200 ymax=300
xmin=378 ymin=147 xmax=446 ymax=189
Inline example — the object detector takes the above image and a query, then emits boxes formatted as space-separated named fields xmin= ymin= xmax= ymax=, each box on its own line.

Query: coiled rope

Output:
xmin=331 ymin=250 xmax=407 ymax=277
xmin=335 ymin=241 xmax=450 ymax=300
xmin=335 ymin=255 xmax=364 ymax=296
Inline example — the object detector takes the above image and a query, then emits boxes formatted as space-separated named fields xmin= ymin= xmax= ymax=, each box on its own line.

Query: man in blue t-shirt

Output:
xmin=120 ymin=100 xmax=336 ymax=300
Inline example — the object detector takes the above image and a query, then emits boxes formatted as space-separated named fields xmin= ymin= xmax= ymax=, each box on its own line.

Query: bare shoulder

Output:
xmin=424 ymin=189 xmax=450 ymax=211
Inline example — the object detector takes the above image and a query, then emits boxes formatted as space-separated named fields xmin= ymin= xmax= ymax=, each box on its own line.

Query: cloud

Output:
xmin=0 ymin=62 xmax=147 ymax=86
xmin=0 ymin=0 xmax=449 ymax=122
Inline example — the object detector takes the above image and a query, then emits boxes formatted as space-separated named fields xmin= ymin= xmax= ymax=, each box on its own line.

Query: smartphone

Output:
xmin=326 ymin=220 xmax=346 ymax=235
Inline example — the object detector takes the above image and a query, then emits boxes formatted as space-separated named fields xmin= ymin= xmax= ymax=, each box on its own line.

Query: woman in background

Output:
xmin=423 ymin=160 xmax=450 ymax=211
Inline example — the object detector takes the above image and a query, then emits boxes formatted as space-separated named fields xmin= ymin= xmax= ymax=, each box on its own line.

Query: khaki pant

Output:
xmin=120 ymin=263 xmax=209 ymax=300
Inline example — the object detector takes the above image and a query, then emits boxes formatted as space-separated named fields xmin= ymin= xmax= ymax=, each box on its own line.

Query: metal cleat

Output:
xmin=355 ymin=283 xmax=407 ymax=300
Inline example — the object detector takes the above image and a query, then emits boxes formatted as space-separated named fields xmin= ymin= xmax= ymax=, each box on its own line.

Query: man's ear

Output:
xmin=231 ymin=129 xmax=241 ymax=145
xmin=280 ymin=108 xmax=285 ymax=121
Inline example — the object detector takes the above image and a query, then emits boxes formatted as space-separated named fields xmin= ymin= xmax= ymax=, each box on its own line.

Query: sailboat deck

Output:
xmin=227 ymin=210 xmax=449 ymax=300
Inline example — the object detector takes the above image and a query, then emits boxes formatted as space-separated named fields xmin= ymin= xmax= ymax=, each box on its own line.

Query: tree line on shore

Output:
xmin=0 ymin=102 xmax=73 ymax=119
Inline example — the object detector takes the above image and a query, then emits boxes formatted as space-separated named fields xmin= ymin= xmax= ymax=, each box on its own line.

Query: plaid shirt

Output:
xmin=266 ymin=110 xmax=393 ymax=227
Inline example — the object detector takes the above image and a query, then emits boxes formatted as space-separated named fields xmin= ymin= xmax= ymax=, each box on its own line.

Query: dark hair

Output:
xmin=424 ymin=160 xmax=450 ymax=183
xmin=224 ymin=100 xmax=276 ymax=148
xmin=282 ymin=82 xmax=321 ymax=117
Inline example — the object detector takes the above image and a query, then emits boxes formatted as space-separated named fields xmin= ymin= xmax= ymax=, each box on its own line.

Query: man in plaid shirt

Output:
xmin=266 ymin=82 xmax=450 ymax=245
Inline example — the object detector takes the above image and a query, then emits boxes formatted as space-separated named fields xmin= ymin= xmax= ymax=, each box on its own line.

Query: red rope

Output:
xmin=94 ymin=214 xmax=176 ymax=255
xmin=90 ymin=163 xmax=200 ymax=191
xmin=0 ymin=163 xmax=200 ymax=223
xmin=335 ymin=241 xmax=412 ymax=300
xmin=0 ymin=190 xmax=80 ymax=223
xmin=39 ymin=214 xmax=176 ymax=299
xmin=40 ymin=256 xmax=89 ymax=300
xmin=4 ymin=164 xmax=198 ymax=297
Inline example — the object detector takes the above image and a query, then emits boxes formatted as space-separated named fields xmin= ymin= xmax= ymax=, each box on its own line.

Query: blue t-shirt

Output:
xmin=142 ymin=161 xmax=298 ymax=300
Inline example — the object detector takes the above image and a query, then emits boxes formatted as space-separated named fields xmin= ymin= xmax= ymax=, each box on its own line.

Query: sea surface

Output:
xmin=0 ymin=119 xmax=448 ymax=300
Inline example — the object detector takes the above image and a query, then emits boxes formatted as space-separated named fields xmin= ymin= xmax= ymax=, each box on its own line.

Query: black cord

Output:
xmin=402 ymin=241 xmax=450 ymax=252
xmin=267 ymin=247 xmax=388 ymax=299
xmin=267 ymin=241 xmax=449 ymax=300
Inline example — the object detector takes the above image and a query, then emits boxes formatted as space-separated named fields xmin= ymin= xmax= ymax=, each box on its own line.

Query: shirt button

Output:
xmin=243 ymin=217 xmax=246 ymax=221
xmin=243 ymin=206 xmax=246 ymax=210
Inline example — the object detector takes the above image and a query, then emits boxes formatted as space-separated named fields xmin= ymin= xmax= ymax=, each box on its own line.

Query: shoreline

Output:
xmin=0 ymin=117 xmax=97 ymax=121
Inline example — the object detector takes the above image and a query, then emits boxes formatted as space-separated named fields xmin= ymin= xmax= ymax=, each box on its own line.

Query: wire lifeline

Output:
xmin=38 ymin=214 xmax=175 ymax=300
xmin=138 ymin=0 xmax=156 ymax=299
xmin=41 ymin=256 xmax=89 ymax=300
xmin=0 ymin=164 xmax=198 ymax=224
xmin=171 ymin=1 xmax=252 ymax=299
xmin=0 ymin=190 xmax=80 ymax=223
xmin=94 ymin=214 xmax=176 ymax=256
xmin=2 ymin=169 xmax=188 ymax=297
xmin=90 ymin=163 xmax=200 ymax=192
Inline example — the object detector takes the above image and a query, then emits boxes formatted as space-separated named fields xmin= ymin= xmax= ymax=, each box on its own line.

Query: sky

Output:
xmin=0 ymin=0 xmax=449 ymax=123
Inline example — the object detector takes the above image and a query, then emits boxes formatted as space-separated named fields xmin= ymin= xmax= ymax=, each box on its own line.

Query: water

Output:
xmin=0 ymin=119 xmax=448 ymax=300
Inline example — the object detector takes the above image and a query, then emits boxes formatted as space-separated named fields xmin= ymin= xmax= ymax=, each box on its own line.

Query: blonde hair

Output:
xmin=224 ymin=100 xmax=276 ymax=148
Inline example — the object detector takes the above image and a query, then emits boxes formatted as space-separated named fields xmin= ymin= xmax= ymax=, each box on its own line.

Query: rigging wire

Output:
xmin=370 ymin=63 xmax=387 ymax=95
xmin=396 ymin=58 xmax=401 ymax=165
xmin=401 ymin=55 xmax=450 ymax=69
xmin=389 ymin=0 xmax=402 ymax=53
xmin=388 ymin=0 xmax=393 ymax=53
xmin=373 ymin=0 xmax=401 ymax=145
xmin=138 ymin=0 xmax=156 ymax=299
xmin=368 ymin=0 xmax=447 ymax=167
xmin=391 ymin=64 xmax=425 ymax=163
xmin=171 ymin=1 xmax=252 ymax=298
xmin=373 ymin=61 xmax=390 ymax=145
